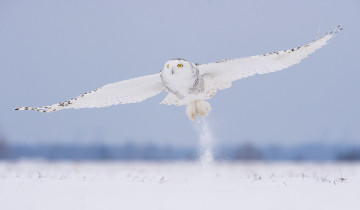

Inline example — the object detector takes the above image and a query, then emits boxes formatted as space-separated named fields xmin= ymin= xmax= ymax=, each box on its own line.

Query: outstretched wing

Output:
xmin=15 ymin=73 xmax=166 ymax=113
xmin=198 ymin=26 xmax=342 ymax=95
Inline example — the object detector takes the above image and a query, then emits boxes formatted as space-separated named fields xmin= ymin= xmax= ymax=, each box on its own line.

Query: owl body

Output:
xmin=15 ymin=26 xmax=342 ymax=120
xmin=160 ymin=59 xmax=211 ymax=119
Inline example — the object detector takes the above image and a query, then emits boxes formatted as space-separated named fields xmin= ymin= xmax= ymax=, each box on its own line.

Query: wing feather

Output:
xmin=15 ymin=73 xmax=166 ymax=112
xmin=199 ymin=26 xmax=342 ymax=95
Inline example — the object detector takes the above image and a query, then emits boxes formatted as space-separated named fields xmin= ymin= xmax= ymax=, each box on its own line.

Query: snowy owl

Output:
xmin=15 ymin=26 xmax=342 ymax=120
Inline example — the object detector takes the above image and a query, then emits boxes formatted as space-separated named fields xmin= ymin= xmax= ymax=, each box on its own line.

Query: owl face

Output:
xmin=160 ymin=59 xmax=199 ymax=97
xmin=161 ymin=59 xmax=196 ymax=81
xmin=162 ymin=59 xmax=193 ymax=75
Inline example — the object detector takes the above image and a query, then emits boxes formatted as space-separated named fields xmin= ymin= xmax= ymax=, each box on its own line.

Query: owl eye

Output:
xmin=167 ymin=64 xmax=170 ymax=68
xmin=177 ymin=64 xmax=183 ymax=68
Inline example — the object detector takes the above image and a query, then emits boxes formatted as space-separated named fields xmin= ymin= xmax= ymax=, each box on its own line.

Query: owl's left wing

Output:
xmin=15 ymin=73 xmax=166 ymax=113
xmin=198 ymin=26 xmax=342 ymax=94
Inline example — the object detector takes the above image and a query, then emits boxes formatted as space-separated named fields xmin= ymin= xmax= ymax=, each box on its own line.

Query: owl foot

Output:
xmin=186 ymin=100 xmax=211 ymax=120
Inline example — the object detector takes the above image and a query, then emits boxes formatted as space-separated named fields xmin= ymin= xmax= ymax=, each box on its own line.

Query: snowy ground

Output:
xmin=1 ymin=161 xmax=359 ymax=210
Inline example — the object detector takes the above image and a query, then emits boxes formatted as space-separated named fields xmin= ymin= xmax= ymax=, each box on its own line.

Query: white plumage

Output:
xmin=15 ymin=26 xmax=342 ymax=120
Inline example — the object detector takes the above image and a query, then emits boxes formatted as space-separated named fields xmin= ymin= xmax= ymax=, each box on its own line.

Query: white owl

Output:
xmin=15 ymin=26 xmax=342 ymax=120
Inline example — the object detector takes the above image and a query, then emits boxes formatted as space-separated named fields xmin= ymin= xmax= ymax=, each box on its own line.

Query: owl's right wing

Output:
xmin=198 ymin=26 xmax=342 ymax=95
xmin=15 ymin=73 xmax=166 ymax=113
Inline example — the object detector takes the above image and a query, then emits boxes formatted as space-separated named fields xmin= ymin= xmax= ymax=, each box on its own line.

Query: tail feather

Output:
xmin=186 ymin=100 xmax=211 ymax=120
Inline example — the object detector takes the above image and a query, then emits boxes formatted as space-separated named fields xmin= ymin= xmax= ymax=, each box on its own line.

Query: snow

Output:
xmin=1 ymin=161 xmax=359 ymax=210
xmin=195 ymin=118 xmax=215 ymax=167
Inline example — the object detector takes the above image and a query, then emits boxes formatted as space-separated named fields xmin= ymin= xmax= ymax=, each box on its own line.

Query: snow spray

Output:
xmin=194 ymin=117 xmax=215 ymax=167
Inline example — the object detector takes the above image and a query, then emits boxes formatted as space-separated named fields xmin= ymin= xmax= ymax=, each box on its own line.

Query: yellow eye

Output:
xmin=167 ymin=64 xmax=170 ymax=68
xmin=177 ymin=64 xmax=183 ymax=68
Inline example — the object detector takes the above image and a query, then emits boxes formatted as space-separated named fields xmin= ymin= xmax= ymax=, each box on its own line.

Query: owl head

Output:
xmin=161 ymin=58 xmax=196 ymax=76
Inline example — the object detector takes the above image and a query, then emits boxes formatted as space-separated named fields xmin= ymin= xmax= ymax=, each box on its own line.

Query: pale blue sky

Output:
xmin=1 ymin=0 xmax=359 ymax=146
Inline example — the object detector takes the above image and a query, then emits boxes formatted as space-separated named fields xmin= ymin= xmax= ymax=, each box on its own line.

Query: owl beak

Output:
xmin=171 ymin=68 xmax=174 ymax=75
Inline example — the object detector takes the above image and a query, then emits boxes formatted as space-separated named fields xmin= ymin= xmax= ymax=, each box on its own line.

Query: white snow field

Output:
xmin=0 ymin=161 xmax=359 ymax=210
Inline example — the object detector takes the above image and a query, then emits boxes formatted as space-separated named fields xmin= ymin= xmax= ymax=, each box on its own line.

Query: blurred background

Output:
xmin=0 ymin=0 xmax=359 ymax=161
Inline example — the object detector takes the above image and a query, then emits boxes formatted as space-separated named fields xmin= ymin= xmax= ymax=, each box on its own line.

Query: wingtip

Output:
xmin=331 ymin=25 xmax=343 ymax=34
xmin=14 ymin=106 xmax=22 ymax=111
xmin=314 ymin=25 xmax=343 ymax=42
xmin=14 ymin=106 xmax=37 ymax=112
